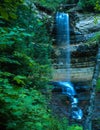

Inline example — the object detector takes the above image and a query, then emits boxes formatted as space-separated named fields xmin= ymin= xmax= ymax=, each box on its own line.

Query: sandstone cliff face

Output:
xmin=76 ymin=13 xmax=100 ymax=34
xmin=52 ymin=11 xmax=100 ymax=82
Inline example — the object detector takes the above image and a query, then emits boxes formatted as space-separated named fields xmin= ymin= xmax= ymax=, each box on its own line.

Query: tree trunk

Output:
xmin=83 ymin=43 xmax=100 ymax=130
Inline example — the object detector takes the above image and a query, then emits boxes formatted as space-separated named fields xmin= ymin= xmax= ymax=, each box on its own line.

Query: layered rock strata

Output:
xmin=52 ymin=12 xmax=100 ymax=82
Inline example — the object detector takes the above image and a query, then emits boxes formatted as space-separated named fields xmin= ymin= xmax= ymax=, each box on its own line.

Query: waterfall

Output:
xmin=56 ymin=12 xmax=70 ymax=81
xmin=55 ymin=12 xmax=83 ymax=120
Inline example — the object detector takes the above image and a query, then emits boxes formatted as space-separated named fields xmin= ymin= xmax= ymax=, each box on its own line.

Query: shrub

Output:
xmin=0 ymin=84 xmax=51 ymax=129
xmin=67 ymin=125 xmax=83 ymax=130
xmin=0 ymin=23 xmax=51 ymax=129
xmin=78 ymin=0 xmax=97 ymax=11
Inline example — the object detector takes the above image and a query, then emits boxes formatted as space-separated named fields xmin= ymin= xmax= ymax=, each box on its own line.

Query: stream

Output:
xmin=49 ymin=89 xmax=100 ymax=129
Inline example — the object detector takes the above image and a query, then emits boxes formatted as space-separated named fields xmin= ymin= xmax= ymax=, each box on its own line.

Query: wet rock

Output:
xmin=69 ymin=12 xmax=100 ymax=43
xmin=75 ymin=13 xmax=100 ymax=34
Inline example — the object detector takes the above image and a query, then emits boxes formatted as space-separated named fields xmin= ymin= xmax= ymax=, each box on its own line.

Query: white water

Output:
xmin=56 ymin=12 xmax=70 ymax=81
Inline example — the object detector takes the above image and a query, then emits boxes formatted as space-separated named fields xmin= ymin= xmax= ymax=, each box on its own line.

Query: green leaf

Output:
xmin=13 ymin=75 xmax=26 ymax=85
xmin=20 ymin=32 xmax=32 ymax=37
xmin=10 ymin=13 xmax=17 ymax=19
xmin=0 ymin=8 xmax=9 ymax=20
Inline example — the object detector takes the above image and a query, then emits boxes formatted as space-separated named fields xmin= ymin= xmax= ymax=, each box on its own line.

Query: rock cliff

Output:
xmin=52 ymin=10 xmax=100 ymax=82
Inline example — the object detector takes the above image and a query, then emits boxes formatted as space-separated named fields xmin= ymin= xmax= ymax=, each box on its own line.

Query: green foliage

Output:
xmin=0 ymin=0 xmax=24 ymax=20
xmin=95 ymin=0 xmax=100 ymax=11
xmin=78 ymin=0 xmax=97 ymax=11
xmin=89 ymin=32 xmax=100 ymax=44
xmin=17 ymin=2 xmax=52 ymax=63
xmin=34 ymin=0 xmax=67 ymax=11
xmin=0 ymin=0 xmax=53 ymax=129
xmin=96 ymin=78 xmax=100 ymax=92
xmin=0 ymin=25 xmax=51 ymax=88
xmin=0 ymin=80 xmax=52 ymax=129
xmin=85 ymin=31 xmax=100 ymax=46
xmin=48 ymin=117 xmax=68 ymax=130
xmin=93 ymin=32 xmax=100 ymax=42
xmin=67 ymin=125 xmax=83 ymax=130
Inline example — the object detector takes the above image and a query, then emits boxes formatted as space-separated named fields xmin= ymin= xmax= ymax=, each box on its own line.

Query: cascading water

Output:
xmin=56 ymin=12 xmax=70 ymax=81
xmin=54 ymin=12 xmax=83 ymax=120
